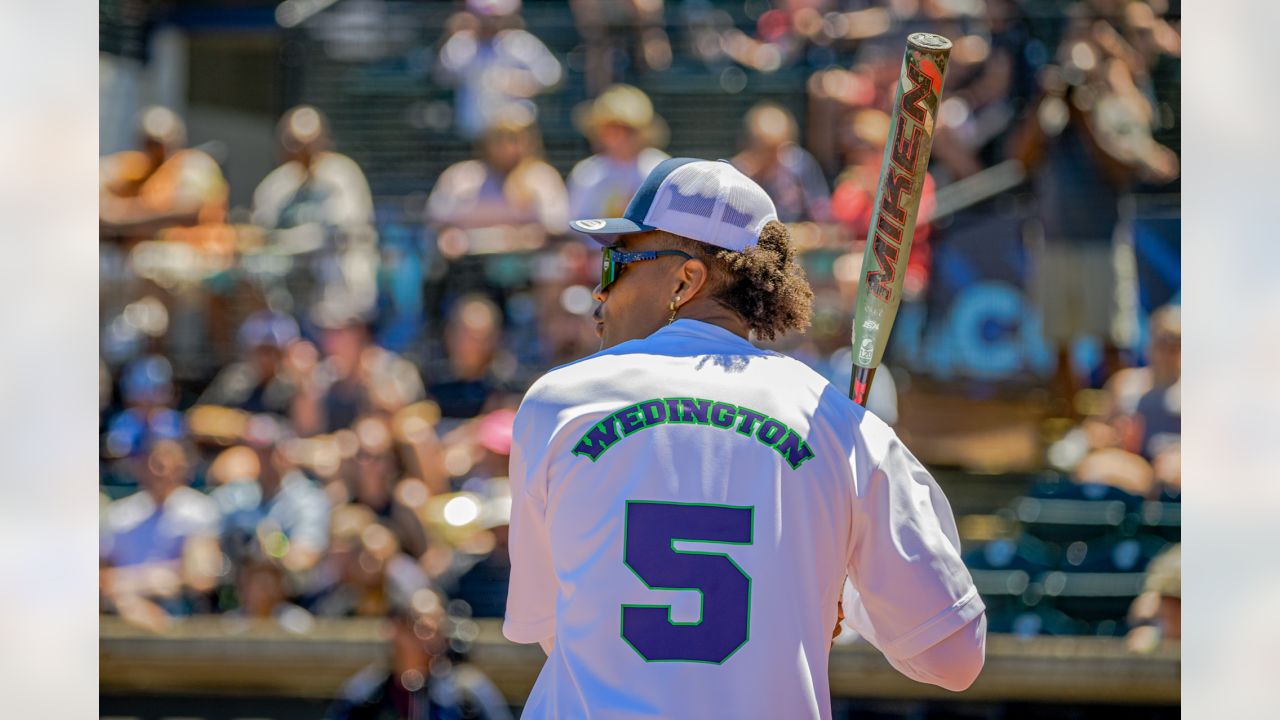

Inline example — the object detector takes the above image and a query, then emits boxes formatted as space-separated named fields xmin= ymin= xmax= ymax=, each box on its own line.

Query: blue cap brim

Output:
xmin=569 ymin=217 xmax=653 ymax=244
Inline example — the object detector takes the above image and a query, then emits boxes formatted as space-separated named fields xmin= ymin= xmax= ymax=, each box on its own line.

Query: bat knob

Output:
xmin=908 ymin=32 xmax=953 ymax=52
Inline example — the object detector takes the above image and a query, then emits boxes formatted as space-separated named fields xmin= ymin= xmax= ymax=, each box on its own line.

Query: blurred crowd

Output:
xmin=100 ymin=0 xmax=1181 ymax=688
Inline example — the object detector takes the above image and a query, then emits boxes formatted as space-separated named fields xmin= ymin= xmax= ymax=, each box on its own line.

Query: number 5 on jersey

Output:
xmin=621 ymin=501 xmax=754 ymax=664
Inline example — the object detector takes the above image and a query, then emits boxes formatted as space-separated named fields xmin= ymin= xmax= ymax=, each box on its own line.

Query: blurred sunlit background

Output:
xmin=99 ymin=0 xmax=1181 ymax=717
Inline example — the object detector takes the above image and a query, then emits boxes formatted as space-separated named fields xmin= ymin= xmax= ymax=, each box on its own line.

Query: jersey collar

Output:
xmin=652 ymin=318 xmax=757 ymax=350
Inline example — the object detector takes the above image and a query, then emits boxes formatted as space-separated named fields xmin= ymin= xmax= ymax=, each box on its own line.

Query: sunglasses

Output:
xmin=600 ymin=246 xmax=694 ymax=291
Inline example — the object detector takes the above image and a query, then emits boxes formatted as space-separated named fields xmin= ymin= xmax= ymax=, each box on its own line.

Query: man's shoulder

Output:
xmin=743 ymin=352 xmax=897 ymax=454
xmin=513 ymin=347 xmax=642 ymax=432
xmin=521 ymin=337 xmax=845 ymax=411
xmin=518 ymin=354 xmax=608 ymax=410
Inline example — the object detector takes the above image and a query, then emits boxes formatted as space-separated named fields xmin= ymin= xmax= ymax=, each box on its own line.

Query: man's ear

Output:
xmin=675 ymin=258 xmax=710 ymax=303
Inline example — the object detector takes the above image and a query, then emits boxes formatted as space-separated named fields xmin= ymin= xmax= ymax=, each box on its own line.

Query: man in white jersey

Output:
xmin=504 ymin=158 xmax=986 ymax=718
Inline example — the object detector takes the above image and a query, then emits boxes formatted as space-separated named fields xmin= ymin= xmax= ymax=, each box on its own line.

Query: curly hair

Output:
xmin=662 ymin=221 xmax=814 ymax=342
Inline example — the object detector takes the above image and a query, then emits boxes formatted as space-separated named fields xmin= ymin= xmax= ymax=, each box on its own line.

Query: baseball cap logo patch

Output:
xmin=577 ymin=219 xmax=608 ymax=231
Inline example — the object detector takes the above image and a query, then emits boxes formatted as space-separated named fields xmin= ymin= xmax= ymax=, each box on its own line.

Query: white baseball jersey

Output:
xmin=504 ymin=319 xmax=984 ymax=719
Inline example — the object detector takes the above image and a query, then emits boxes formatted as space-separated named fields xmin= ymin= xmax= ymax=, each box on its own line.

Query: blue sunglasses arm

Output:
xmin=613 ymin=250 xmax=660 ymax=263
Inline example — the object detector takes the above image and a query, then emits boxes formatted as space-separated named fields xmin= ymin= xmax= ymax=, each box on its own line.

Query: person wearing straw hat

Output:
xmin=567 ymin=84 xmax=670 ymax=239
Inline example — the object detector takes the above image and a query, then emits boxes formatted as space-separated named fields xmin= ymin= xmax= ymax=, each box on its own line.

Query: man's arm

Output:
xmin=883 ymin=613 xmax=986 ymax=692
xmin=844 ymin=424 xmax=987 ymax=691
xmin=501 ymin=393 xmax=559 ymax=647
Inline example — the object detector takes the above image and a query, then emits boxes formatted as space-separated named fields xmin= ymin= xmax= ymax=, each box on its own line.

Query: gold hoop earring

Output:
xmin=667 ymin=296 xmax=681 ymax=324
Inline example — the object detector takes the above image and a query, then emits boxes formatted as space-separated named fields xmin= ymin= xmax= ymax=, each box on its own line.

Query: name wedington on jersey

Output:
xmin=571 ymin=397 xmax=817 ymax=470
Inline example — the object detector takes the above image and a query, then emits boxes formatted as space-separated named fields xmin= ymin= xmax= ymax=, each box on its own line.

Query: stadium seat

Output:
xmin=1139 ymin=501 xmax=1181 ymax=542
xmin=963 ymin=534 xmax=1059 ymax=573
xmin=1029 ymin=477 xmax=1145 ymax=513
xmin=965 ymin=535 xmax=1057 ymax=620
xmin=1059 ymin=533 xmax=1170 ymax=574
xmin=984 ymin=602 xmax=1087 ymax=637
xmin=1036 ymin=570 xmax=1146 ymax=624
xmin=1013 ymin=496 xmax=1128 ymax=543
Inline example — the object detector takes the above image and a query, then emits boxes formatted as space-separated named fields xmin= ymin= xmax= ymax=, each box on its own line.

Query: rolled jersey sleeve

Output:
xmin=502 ymin=396 xmax=558 ymax=645
xmin=844 ymin=432 xmax=985 ymax=662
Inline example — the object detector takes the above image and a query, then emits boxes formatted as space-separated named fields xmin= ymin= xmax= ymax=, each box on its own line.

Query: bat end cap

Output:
xmin=908 ymin=32 xmax=953 ymax=52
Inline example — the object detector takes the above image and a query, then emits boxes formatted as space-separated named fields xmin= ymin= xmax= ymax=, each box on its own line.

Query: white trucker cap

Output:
xmin=570 ymin=158 xmax=779 ymax=252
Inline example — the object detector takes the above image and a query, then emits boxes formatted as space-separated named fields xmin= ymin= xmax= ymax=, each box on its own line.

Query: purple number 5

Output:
xmin=621 ymin=501 xmax=754 ymax=664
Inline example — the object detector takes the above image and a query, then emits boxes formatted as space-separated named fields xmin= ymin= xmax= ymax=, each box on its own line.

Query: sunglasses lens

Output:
xmin=601 ymin=248 xmax=616 ymax=289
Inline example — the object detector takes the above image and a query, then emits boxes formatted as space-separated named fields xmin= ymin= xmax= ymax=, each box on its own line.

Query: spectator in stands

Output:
xmin=390 ymin=401 xmax=452 ymax=497
xmin=99 ymin=106 xmax=228 ymax=246
xmin=832 ymin=109 xmax=936 ymax=298
xmin=435 ymin=0 xmax=563 ymax=140
xmin=427 ymin=294 xmax=517 ymax=421
xmin=100 ymin=107 xmax=237 ymax=358
xmin=102 ymin=355 xmax=186 ymax=483
xmin=1010 ymin=12 xmax=1179 ymax=404
xmin=100 ymin=357 xmax=113 ymax=420
xmin=1094 ymin=2 xmax=1182 ymax=166
xmin=1100 ymin=304 xmax=1179 ymax=454
xmin=196 ymin=310 xmax=302 ymax=417
xmin=927 ymin=0 xmax=1030 ymax=180
xmin=291 ymin=298 xmax=426 ymax=436
xmin=1151 ymin=441 xmax=1180 ymax=501
xmin=1073 ymin=446 xmax=1154 ymax=498
xmin=309 ymin=504 xmax=432 ymax=618
xmin=715 ymin=0 xmax=832 ymax=73
xmin=212 ymin=415 xmax=330 ymax=589
xmin=1132 ymin=305 xmax=1180 ymax=459
xmin=339 ymin=415 xmax=430 ymax=558
xmin=229 ymin=542 xmax=315 ymax=631
xmin=567 ymin=84 xmax=670 ymax=232
xmin=252 ymin=105 xmax=379 ymax=315
xmin=731 ymin=102 xmax=831 ymax=224
xmin=571 ymin=0 xmax=671 ymax=92
xmin=803 ymin=48 xmax=902 ymax=179
xmin=100 ymin=439 xmax=220 ymax=631
xmin=426 ymin=106 xmax=569 ymax=236
xmin=327 ymin=587 xmax=513 ymax=719
xmin=1126 ymin=543 xmax=1180 ymax=653
xmin=254 ymin=106 xmax=375 ymax=233
xmin=445 ymin=407 xmax=516 ymax=495
xmin=450 ymin=409 xmax=515 ymax=617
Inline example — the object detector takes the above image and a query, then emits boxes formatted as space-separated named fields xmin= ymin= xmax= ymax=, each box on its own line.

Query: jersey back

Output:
xmin=504 ymin=320 xmax=980 ymax=719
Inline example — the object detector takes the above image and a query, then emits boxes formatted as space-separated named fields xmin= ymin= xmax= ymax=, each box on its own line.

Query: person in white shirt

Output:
xmin=100 ymin=438 xmax=221 ymax=628
xmin=435 ymin=0 xmax=563 ymax=140
xmin=504 ymin=158 xmax=986 ymax=718
xmin=252 ymin=105 xmax=378 ymax=314
xmin=424 ymin=106 xmax=569 ymax=237
xmin=567 ymin=84 xmax=670 ymax=237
